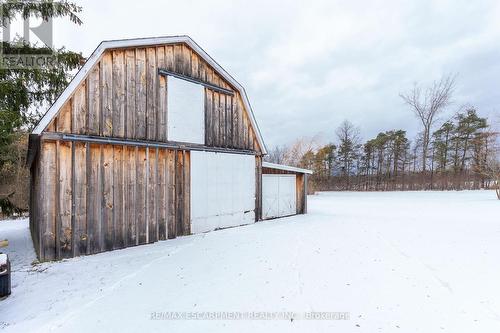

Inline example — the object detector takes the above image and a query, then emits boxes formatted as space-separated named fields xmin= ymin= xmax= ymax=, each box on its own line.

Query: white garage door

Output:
xmin=262 ymin=174 xmax=297 ymax=219
xmin=190 ymin=151 xmax=255 ymax=233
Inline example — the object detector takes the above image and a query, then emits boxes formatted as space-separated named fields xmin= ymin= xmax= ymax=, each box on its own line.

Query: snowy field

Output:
xmin=0 ymin=191 xmax=499 ymax=332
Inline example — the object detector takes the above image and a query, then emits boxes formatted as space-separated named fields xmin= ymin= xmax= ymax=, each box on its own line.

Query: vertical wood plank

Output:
xmin=191 ymin=50 xmax=199 ymax=80
xmin=101 ymin=52 xmax=113 ymax=136
xmin=73 ymin=142 xmax=87 ymax=256
xmin=232 ymin=96 xmax=238 ymax=149
xmin=58 ymin=141 xmax=72 ymax=258
xmin=220 ymin=93 xmax=226 ymax=147
xmin=88 ymin=144 xmax=102 ymax=254
xmin=183 ymin=45 xmax=192 ymax=76
xmin=165 ymin=45 xmax=174 ymax=71
xmin=175 ymin=150 xmax=184 ymax=236
xmin=157 ymin=46 xmax=167 ymax=142
xmin=136 ymin=147 xmax=147 ymax=244
xmin=87 ymin=65 xmax=100 ymax=135
xmin=125 ymin=49 xmax=136 ymax=139
xmin=173 ymin=44 xmax=184 ymax=75
xmin=113 ymin=145 xmax=125 ymax=249
xmin=158 ymin=149 xmax=167 ymax=240
xmin=112 ymin=50 xmax=125 ymax=138
xmin=102 ymin=145 xmax=114 ymax=251
xmin=57 ymin=102 xmax=72 ymax=133
xmin=227 ymin=95 xmax=233 ymax=148
xmin=304 ymin=175 xmax=308 ymax=214
xmin=135 ymin=48 xmax=147 ymax=139
xmin=124 ymin=146 xmax=137 ymax=246
xmin=147 ymin=148 xmax=158 ymax=243
xmin=40 ymin=142 xmax=57 ymax=261
xmin=199 ymin=59 xmax=207 ymax=82
xmin=242 ymin=105 xmax=249 ymax=149
xmin=213 ymin=92 xmax=220 ymax=147
xmin=146 ymin=47 xmax=157 ymax=141
xmin=167 ymin=150 xmax=176 ymax=238
xmin=72 ymin=82 xmax=87 ymax=134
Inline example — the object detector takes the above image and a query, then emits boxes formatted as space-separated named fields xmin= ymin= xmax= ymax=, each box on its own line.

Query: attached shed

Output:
xmin=261 ymin=162 xmax=312 ymax=220
xmin=28 ymin=36 xmax=311 ymax=261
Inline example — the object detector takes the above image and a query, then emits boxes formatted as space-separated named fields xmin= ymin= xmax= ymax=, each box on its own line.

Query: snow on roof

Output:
xmin=262 ymin=162 xmax=313 ymax=174
xmin=32 ymin=35 xmax=268 ymax=155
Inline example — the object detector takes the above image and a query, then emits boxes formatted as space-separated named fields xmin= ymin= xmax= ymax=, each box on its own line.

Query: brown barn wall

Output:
xmin=34 ymin=139 xmax=191 ymax=261
xmin=43 ymin=43 xmax=261 ymax=153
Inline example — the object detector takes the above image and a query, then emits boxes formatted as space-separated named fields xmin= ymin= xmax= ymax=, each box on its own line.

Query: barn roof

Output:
xmin=262 ymin=162 xmax=313 ymax=174
xmin=32 ymin=35 xmax=267 ymax=155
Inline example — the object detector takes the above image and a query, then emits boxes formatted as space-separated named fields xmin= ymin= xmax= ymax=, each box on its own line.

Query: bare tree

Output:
xmin=400 ymin=74 xmax=456 ymax=171
xmin=284 ymin=136 xmax=321 ymax=167
xmin=336 ymin=120 xmax=361 ymax=188
xmin=264 ymin=136 xmax=321 ymax=167
xmin=265 ymin=145 xmax=288 ymax=164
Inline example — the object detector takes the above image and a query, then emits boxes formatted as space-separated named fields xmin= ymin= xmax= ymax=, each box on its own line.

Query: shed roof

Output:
xmin=262 ymin=162 xmax=313 ymax=174
xmin=32 ymin=35 xmax=267 ymax=155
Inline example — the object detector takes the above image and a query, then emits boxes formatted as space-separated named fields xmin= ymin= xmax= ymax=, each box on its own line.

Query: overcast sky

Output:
xmin=52 ymin=0 xmax=500 ymax=148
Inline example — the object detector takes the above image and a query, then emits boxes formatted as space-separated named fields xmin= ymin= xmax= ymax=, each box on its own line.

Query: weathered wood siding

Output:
xmin=43 ymin=43 xmax=261 ymax=153
xmin=31 ymin=139 xmax=191 ymax=261
xmin=31 ymin=41 xmax=267 ymax=261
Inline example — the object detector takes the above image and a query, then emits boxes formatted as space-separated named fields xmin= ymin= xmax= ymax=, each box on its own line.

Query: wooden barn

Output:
xmin=27 ymin=36 xmax=312 ymax=261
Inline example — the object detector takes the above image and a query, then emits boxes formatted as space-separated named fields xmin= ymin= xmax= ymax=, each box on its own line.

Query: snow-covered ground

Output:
xmin=0 ymin=191 xmax=499 ymax=332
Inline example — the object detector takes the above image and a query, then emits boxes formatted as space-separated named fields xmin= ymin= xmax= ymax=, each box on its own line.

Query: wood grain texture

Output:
xmin=113 ymin=145 xmax=125 ymax=249
xmin=112 ymin=50 xmax=125 ymax=138
xmin=102 ymin=145 xmax=114 ymax=251
xmin=87 ymin=65 xmax=100 ymax=135
xmin=125 ymin=49 xmax=136 ymax=139
xmin=57 ymin=102 xmax=71 ymax=133
xmin=88 ymin=144 xmax=102 ymax=254
xmin=124 ymin=146 xmax=137 ymax=246
xmin=58 ymin=141 xmax=72 ymax=258
xmin=158 ymin=149 xmax=168 ymax=241
xmin=146 ymin=48 xmax=157 ymax=141
xmin=44 ymin=44 xmax=262 ymax=153
xmin=167 ymin=149 xmax=176 ymax=239
xmin=33 ymin=40 xmax=271 ymax=261
xmin=73 ymin=142 xmax=87 ymax=256
xmin=147 ymin=147 xmax=158 ymax=243
xmin=72 ymin=83 xmax=86 ymax=134
xmin=101 ymin=53 xmax=113 ymax=136
xmin=136 ymin=147 xmax=147 ymax=244
xmin=135 ymin=49 xmax=147 ymax=140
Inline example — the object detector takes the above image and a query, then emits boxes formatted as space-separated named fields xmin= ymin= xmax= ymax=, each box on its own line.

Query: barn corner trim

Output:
xmin=31 ymin=35 xmax=268 ymax=155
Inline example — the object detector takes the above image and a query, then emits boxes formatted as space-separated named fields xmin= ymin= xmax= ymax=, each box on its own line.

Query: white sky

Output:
xmin=51 ymin=0 xmax=500 ymax=147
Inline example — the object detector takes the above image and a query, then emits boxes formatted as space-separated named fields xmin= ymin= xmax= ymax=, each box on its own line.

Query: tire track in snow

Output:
xmin=374 ymin=231 xmax=454 ymax=294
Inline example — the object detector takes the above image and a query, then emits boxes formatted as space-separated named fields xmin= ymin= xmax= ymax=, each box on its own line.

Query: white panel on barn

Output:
xmin=190 ymin=151 xmax=255 ymax=233
xmin=262 ymin=174 xmax=296 ymax=219
xmin=167 ymin=76 xmax=204 ymax=144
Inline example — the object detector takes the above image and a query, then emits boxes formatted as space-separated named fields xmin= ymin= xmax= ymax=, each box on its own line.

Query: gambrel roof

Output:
xmin=32 ymin=35 xmax=267 ymax=154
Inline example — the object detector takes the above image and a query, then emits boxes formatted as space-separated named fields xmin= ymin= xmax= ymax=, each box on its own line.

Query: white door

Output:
xmin=190 ymin=151 xmax=255 ymax=233
xmin=262 ymin=174 xmax=297 ymax=219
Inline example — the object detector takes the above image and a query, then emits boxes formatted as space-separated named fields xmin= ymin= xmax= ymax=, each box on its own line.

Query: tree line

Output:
xmin=266 ymin=75 xmax=500 ymax=198
xmin=0 ymin=1 xmax=83 ymax=215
